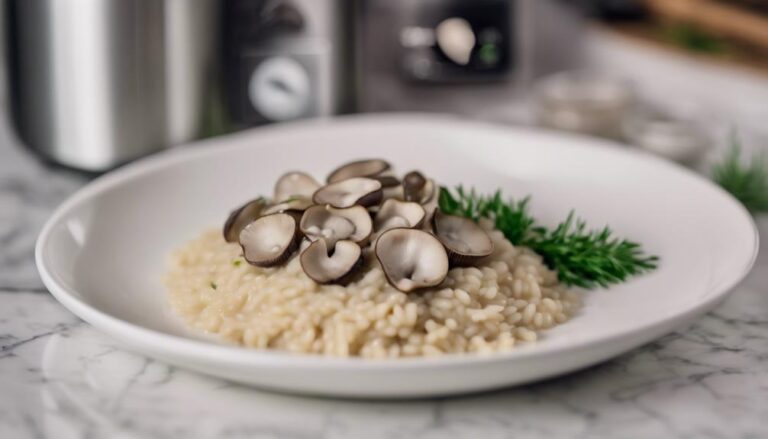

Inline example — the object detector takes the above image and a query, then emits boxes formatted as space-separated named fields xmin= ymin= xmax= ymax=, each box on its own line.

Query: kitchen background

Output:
xmin=4 ymin=0 xmax=768 ymax=288
xmin=6 ymin=0 xmax=768 ymax=171
xmin=1 ymin=0 xmax=767 ymax=438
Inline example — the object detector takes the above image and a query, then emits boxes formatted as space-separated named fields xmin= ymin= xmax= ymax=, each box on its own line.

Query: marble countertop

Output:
xmin=1 ymin=116 xmax=767 ymax=439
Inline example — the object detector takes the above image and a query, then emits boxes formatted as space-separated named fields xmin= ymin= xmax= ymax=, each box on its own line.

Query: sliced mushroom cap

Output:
xmin=300 ymin=205 xmax=373 ymax=248
xmin=313 ymin=177 xmax=383 ymax=208
xmin=431 ymin=210 xmax=494 ymax=265
xmin=381 ymin=184 xmax=405 ymax=203
xmin=274 ymin=171 xmax=321 ymax=201
xmin=223 ymin=197 xmax=268 ymax=243
xmin=300 ymin=239 xmax=363 ymax=284
xmin=373 ymin=175 xmax=400 ymax=188
xmin=262 ymin=196 xmax=314 ymax=216
xmin=374 ymin=199 xmax=426 ymax=236
xmin=403 ymin=171 xmax=437 ymax=205
xmin=375 ymin=228 xmax=449 ymax=292
xmin=372 ymin=175 xmax=404 ymax=210
xmin=327 ymin=159 xmax=391 ymax=183
xmin=402 ymin=171 xmax=428 ymax=202
xmin=421 ymin=184 xmax=439 ymax=226
xmin=239 ymin=213 xmax=301 ymax=267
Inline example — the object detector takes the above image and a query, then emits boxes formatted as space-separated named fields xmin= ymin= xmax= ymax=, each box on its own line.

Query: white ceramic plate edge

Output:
xmin=35 ymin=114 xmax=760 ymax=393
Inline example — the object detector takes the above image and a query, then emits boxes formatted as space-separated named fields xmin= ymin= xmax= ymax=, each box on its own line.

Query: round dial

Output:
xmin=248 ymin=57 xmax=311 ymax=122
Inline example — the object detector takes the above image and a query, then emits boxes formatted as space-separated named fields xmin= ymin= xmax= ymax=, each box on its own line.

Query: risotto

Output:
xmin=165 ymin=220 xmax=580 ymax=358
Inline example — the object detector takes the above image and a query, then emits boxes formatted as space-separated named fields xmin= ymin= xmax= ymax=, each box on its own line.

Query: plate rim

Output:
xmin=35 ymin=113 xmax=760 ymax=370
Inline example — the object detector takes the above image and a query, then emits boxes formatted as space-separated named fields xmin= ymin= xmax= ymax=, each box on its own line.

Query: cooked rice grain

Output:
xmin=164 ymin=221 xmax=580 ymax=358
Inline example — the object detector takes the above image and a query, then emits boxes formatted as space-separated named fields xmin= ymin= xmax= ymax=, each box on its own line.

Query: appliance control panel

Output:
xmin=398 ymin=0 xmax=512 ymax=83
xmin=224 ymin=0 xmax=341 ymax=126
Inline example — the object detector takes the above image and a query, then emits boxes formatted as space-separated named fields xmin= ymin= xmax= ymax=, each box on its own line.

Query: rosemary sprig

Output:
xmin=712 ymin=137 xmax=768 ymax=214
xmin=525 ymin=213 xmax=659 ymax=289
xmin=439 ymin=186 xmax=659 ymax=289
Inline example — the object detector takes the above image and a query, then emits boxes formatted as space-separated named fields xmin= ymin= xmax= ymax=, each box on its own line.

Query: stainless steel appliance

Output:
xmin=222 ymin=0 xmax=351 ymax=128
xmin=6 ymin=0 xmax=349 ymax=171
xmin=7 ymin=0 xmax=221 ymax=171
xmin=354 ymin=0 xmax=585 ymax=117
xmin=6 ymin=0 xmax=581 ymax=170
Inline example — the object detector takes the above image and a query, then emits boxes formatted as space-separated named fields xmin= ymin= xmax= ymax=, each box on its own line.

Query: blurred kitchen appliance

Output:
xmin=624 ymin=104 xmax=709 ymax=166
xmin=396 ymin=0 xmax=514 ymax=83
xmin=222 ymin=0 xmax=352 ymax=128
xmin=7 ymin=0 xmax=221 ymax=171
xmin=354 ymin=0 xmax=585 ymax=117
xmin=6 ymin=0 xmax=583 ymax=171
xmin=535 ymin=71 xmax=635 ymax=139
xmin=6 ymin=0 xmax=351 ymax=171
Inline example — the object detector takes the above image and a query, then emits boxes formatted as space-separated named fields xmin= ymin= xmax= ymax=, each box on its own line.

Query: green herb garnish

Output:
xmin=712 ymin=136 xmax=768 ymax=214
xmin=232 ymin=259 xmax=242 ymax=267
xmin=210 ymin=281 xmax=218 ymax=290
xmin=525 ymin=213 xmax=659 ymax=288
xmin=439 ymin=186 xmax=659 ymax=289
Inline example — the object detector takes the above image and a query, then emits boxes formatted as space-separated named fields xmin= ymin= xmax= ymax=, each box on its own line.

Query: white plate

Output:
xmin=36 ymin=114 xmax=758 ymax=398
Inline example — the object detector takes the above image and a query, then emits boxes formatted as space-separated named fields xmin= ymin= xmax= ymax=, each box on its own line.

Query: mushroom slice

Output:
xmin=274 ymin=171 xmax=321 ymax=201
xmin=402 ymin=171 xmax=428 ymax=202
xmin=262 ymin=196 xmax=314 ymax=216
xmin=372 ymin=175 xmax=403 ymax=208
xmin=402 ymin=171 xmax=436 ymax=205
xmin=327 ymin=159 xmax=391 ymax=183
xmin=374 ymin=199 xmax=426 ymax=236
xmin=381 ymin=184 xmax=404 ymax=203
xmin=300 ymin=239 xmax=363 ymax=284
xmin=223 ymin=197 xmax=268 ymax=243
xmin=375 ymin=228 xmax=449 ymax=292
xmin=313 ymin=177 xmax=383 ymax=208
xmin=300 ymin=205 xmax=373 ymax=248
xmin=239 ymin=213 xmax=301 ymax=267
xmin=431 ymin=210 xmax=494 ymax=265
xmin=373 ymin=175 xmax=400 ymax=188
xmin=420 ymin=179 xmax=436 ymax=204
xmin=421 ymin=184 xmax=439 ymax=226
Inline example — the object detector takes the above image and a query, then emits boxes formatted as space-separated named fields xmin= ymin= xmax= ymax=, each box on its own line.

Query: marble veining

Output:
xmin=0 ymin=104 xmax=767 ymax=437
xmin=0 ymin=124 xmax=86 ymax=291
xmin=1 ymin=274 xmax=768 ymax=439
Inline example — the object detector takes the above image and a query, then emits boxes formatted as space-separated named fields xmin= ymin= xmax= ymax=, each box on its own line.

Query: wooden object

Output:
xmin=646 ymin=0 xmax=768 ymax=51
